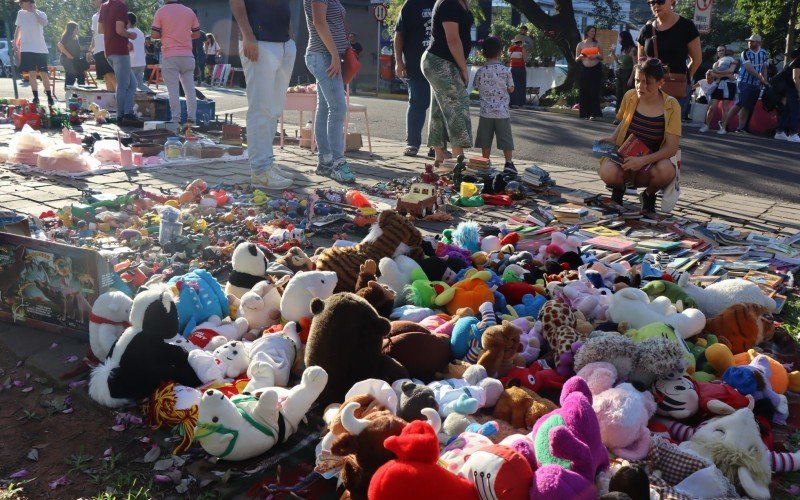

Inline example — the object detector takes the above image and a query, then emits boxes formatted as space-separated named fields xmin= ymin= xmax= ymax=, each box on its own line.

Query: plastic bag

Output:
xmin=92 ymin=139 xmax=122 ymax=163
xmin=8 ymin=124 xmax=53 ymax=165
xmin=37 ymin=144 xmax=100 ymax=173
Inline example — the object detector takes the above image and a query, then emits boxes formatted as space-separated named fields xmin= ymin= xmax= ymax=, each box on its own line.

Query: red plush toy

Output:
xmin=497 ymin=282 xmax=548 ymax=306
xmin=501 ymin=361 xmax=566 ymax=394
xmin=368 ymin=421 xmax=478 ymax=500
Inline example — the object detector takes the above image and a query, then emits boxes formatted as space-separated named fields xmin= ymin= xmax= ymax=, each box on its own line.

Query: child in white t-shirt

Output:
xmin=127 ymin=13 xmax=152 ymax=94
xmin=14 ymin=0 xmax=52 ymax=105
xmin=692 ymin=70 xmax=717 ymax=104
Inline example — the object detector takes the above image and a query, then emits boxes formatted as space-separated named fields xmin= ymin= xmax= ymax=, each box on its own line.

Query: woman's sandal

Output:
xmin=403 ymin=146 xmax=419 ymax=157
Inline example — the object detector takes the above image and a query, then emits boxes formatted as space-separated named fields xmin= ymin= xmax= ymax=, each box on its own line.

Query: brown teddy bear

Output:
xmin=383 ymin=322 xmax=451 ymax=382
xmin=305 ymin=293 xmax=409 ymax=406
xmin=477 ymin=321 xmax=523 ymax=378
xmin=493 ymin=384 xmax=558 ymax=429
xmin=276 ymin=247 xmax=314 ymax=274
xmin=354 ymin=260 xmax=396 ymax=319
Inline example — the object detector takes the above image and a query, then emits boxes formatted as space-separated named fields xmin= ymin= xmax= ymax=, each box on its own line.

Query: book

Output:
xmin=561 ymin=189 xmax=598 ymax=204
xmin=635 ymin=239 xmax=682 ymax=252
xmin=583 ymin=226 xmax=621 ymax=237
xmin=743 ymin=270 xmax=783 ymax=289
xmin=766 ymin=242 xmax=800 ymax=264
xmin=773 ymin=294 xmax=788 ymax=314
xmin=585 ymin=235 xmax=636 ymax=252
xmin=618 ymin=133 xmax=652 ymax=159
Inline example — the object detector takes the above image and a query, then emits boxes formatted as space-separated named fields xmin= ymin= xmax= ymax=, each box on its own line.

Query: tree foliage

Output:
xmin=590 ymin=0 xmax=622 ymax=30
xmin=735 ymin=0 xmax=792 ymax=56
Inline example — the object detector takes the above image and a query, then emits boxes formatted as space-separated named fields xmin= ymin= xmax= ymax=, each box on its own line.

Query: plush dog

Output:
xmin=194 ymin=366 xmax=328 ymax=460
xmin=493 ymin=384 xmax=558 ymax=429
xmin=89 ymin=291 xmax=133 ymax=361
xmin=89 ymin=288 xmax=202 ymax=407
xmin=225 ymin=242 xmax=270 ymax=299
xmin=280 ymin=271 xmax=338 ymax=325
xmin=228 ymin=280 xmax=283 ymax=334
xmin=188 ymin=340 xmax=251 ymax=384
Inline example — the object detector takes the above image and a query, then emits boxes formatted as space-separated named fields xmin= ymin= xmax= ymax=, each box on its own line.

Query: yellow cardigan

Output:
xmin=614 ymin=88 xmax=682 ymax=149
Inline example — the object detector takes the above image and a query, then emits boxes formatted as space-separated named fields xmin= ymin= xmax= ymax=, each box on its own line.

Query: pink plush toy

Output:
xmin=577 ymin=362 xmax=656 ymax=460
xmin=560 ymin=281 xmax=611 ymax=322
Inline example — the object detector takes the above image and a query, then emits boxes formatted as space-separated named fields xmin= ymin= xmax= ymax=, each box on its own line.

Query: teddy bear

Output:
xmin=315 ymin=210 xmax=424 ymax=293
xmin=227 ymin=280 xmax=283 ymax=335
xmin=425 ymin=364 xmax=503 ymax=418
xmin=477 ymin=320 xmax=523 ymax=378
xmin=280 ymin=270 xmax=338 ymax=340
xmin=187 ymin=315 xmax=250 ymax=349
xmin=355 ymin=261 xmax=397 ymax=319
xmin=275 ymin=247 xmax=313 ymax=274
xmin=493 ymin=384 xmax=558 ymax=429
xmin=382 ymin=321 xmax=451 ymax=382
xmin=225 ymin=242 xmax=269 ymax=299
xmin=89 ymin=288 xmax=202 ymax=408
xmin=607 ymin=287 xmax=706 ymax=339
xmin=368 ymin=419 xmax=478 ymax=500
xmin=539 ymin=300 xmax=593 ymax=366
xmin=677 ymin=275 xmax=777 ymax=317
xmin=194 ymin=366 xmax=328 ymax=460
xmin=305 ymin=292 xmax=409 ymax=406
xmin=89 ymin=291 xmax=133 ymax=361
xmin=577 ymin=362 xmax=657 ymax=460
xmin=678 ymin=408 xmax=771 ymax=499
xmin=188 ymin=339 xmax=251 ymax=384
xmin=243 ymin=321 xmax=302 ymax=391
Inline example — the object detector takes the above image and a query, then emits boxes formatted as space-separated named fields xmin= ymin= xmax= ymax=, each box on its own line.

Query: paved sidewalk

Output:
xmin=0 ymin=122 xmax=799 ymax=237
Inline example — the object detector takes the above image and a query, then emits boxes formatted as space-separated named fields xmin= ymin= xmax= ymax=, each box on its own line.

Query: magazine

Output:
xmin=592 ymin=135 xmax=652 ymax=165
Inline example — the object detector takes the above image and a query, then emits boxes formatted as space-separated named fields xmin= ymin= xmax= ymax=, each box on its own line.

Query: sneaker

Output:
xmin=788 ymin=134 xmax=800 ymax=143
xmin=717 ymin=121 xmax=727 ymax=135
xmin=640 ymin=191 xmax=657 ymax=214
xmin=699 ymin=124 xmax=709 ymax=133
xmin=251 ymin=169 xmax=293 ymax=190
xmin=272 ymin=164 xmax=295 ymax=178
xmin=330 ymin=161 xmax=356 ymax=183
xmin=503 ymin=161 xmax=518 ymax=177
xmin=775 ymin=131 xmax=789 ymax=141
xmin=315 ymin=161 xmax=333 ymax=176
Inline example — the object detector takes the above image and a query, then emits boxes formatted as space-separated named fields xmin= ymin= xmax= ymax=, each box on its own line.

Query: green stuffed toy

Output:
xmin=686 ymin=334 xmax=721 ymax=382
xmin=406 ymin=267 xmax=452 ymax=309
xmin=626 ymin=322 xmax=696 ymax=373
xmin=641 ymin=280 xmax=698 ymax=309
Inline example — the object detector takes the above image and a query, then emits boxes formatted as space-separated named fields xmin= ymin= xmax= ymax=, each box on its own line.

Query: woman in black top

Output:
xmin=57 ymin=21 xmax=86 ymax=89
xmin=575 ymin=25 xmax=604 ymax=120
xmin=421 ymin=0 xmax=473 ymax=164
xmin=637 ymin=0 xmax=701 ymax=116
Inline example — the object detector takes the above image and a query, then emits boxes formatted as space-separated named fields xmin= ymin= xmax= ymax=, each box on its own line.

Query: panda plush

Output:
xmin=225 ymin=242 xmax=269 ymax=299
xmin=89 ymin=288 xmax=202 ymax=408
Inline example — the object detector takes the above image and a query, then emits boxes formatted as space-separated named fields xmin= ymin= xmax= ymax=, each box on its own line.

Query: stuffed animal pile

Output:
xmin=82 ymin=212 xmax=798 ymax=498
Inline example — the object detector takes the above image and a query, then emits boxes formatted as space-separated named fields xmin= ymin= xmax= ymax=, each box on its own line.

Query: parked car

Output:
xmin=0 ymin=39 xmax=11 ymax=77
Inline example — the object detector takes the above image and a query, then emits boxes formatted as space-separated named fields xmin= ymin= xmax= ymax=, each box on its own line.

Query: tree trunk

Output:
xmin=506 ymin=0 xmax=582 ymax=89
xmin=787 ymin=0 xmax=798 ymax=62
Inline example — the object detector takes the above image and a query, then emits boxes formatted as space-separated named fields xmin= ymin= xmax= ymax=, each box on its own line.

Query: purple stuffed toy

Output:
xmin=502 ymin=376 xmax=609 ymax=499
xmin=723 ymin=354 xmax=789 ymax=425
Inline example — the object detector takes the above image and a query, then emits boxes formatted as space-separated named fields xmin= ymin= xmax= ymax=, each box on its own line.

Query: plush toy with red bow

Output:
xmin=89 ymin=291 xmax=133 ymax=361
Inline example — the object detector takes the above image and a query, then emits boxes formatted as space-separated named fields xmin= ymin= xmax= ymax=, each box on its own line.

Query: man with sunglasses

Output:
xmin=719 ymin=34 xmax=769 ymax=134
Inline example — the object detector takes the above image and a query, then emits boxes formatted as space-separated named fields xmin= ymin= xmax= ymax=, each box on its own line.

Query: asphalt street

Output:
xmin=9 ymin=79 xmax=799 ymax=203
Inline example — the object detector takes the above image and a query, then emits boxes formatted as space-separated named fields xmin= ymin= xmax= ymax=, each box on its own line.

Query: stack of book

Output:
xmin=551 ymin=204 xmax=591 ymax=224
xmin=468 ymin=157 xmax=490 ymax=169
xmin=560 ymin=188 xmax=597 ymax=204
xmin=521 ymin=165 xmax=553 ymax=187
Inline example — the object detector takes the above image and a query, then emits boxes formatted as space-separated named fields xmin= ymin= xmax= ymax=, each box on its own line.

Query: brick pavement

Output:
xmin=1 ymin=121 xmax=799 ymax=237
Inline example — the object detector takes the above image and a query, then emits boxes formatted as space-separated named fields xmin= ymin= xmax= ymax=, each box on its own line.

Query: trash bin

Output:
xmin=380 ymin=54 xmax=393 ymax=81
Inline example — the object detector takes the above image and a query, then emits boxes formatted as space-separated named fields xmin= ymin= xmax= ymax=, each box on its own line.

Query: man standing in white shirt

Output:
xmin=127 ymin=13 xmax=150 ymax=93
xmin=89 ymin=0 xmax=116 ymax=91
xmin=14 ymin=0 xmax=52 ymax=105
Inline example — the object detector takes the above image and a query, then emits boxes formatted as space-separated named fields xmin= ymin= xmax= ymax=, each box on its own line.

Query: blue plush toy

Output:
xmin=167 ymin=269 xmax=229 ymax=336
xmin=451 ymin=221 xmax=481 ymax=254
xmin=513 ymin=293 xmax=547 ymax=319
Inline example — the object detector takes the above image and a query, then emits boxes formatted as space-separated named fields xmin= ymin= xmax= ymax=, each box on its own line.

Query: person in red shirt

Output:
xmin=507 ymin=35 xmax=527 ymax=108
xmin=99 ymin=0 xmax=141 ymax=126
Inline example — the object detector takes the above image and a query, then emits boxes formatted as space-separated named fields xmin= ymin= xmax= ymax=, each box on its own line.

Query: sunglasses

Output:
xmin=648 ymin=0 xmax=667 ymax=5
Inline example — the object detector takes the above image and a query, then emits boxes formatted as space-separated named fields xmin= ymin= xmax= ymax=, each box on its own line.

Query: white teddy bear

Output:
xmin=608 ymin=287 xmax=706 ymax=339
xmin=188 ymin=340 xmax=251 ymax=384
xmin=89 ymin=291 xmax=134 ymax=361
xmin=187 ymin=315 xmax=250 ymax=349
xmin=280 ymin=271 xmax=338 ymax=323
xmin=244 ymin=321 xmax=303 ymax=391
xmin=228 ymin=281 xmax=283 ymax=334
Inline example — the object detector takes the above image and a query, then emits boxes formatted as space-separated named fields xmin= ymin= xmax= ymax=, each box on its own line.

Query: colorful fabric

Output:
xmin=614 ymin=88 xmax=682 ymax=149
xmin=474 ymin=62 xmax=513 ymax=118
xmin=422 ymin=51 xmax=472 ymax=148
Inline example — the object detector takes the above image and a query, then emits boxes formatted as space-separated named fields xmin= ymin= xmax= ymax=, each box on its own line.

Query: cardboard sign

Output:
xmin=694 ymin=0 xmax=713 ymax=34
xmin=0 ymin=232 xmax=112 ymax=339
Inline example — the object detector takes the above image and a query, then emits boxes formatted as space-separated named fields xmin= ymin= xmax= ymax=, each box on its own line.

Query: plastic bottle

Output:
xmin=158 ymin=205 xmax=183 ymax=245
xmin=164 ymin=137 xmax=183 ymax=160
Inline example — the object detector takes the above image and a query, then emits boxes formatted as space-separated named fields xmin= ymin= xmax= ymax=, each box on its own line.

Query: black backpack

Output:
xmin=769 ymin=59 xmax=796 ymax=96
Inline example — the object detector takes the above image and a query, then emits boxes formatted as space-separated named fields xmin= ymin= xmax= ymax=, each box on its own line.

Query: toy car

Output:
xmin=396 ymin=183 xmax=439 ymax=218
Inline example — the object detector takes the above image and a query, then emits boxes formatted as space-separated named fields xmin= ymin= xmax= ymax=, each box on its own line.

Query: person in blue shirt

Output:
xmin=718 ymin=34 xmax=769 ymax=134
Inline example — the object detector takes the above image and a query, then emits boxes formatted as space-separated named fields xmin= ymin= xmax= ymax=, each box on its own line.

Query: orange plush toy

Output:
xmin=368 ymin=420 xmax=478 ymax=500
xmin=434 ymin=269 xmax=494 ymax=316
xmin=705 ymin=344 xmax=800 ymax=394
xmin=703 ymin=303 xmax=774 ymax=354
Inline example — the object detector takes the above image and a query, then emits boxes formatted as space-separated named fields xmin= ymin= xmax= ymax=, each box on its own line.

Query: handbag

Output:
xmin=648 ymin=22 xmax=688 ymax=99
xmin=341 ymin=47 xmax=361 ymax=85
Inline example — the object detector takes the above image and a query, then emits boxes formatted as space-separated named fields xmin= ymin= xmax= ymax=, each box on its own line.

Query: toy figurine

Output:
xmin=452 ymin=154 xmax=466 ymax=191
xmin=421 ymin=164 xmax=440 ymax=184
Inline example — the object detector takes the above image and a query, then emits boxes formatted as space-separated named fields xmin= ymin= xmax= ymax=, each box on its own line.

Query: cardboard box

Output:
xmin=157 ymin=97 xmax=216 ymax=124
xmin=0 ymin=232 xmax=112 ymax=338
xmin=346 ymin=132 xmax=362 ymax=152
xmin=299 ymin=126 xmax=313 ymax=149
xmin=71 ymin=89 xmax=117 ymax=112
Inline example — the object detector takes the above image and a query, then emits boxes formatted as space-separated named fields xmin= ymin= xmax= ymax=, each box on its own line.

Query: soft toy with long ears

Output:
xmin=89 ymin=291 xmax=133 ymax=361
xmin=607 ymin=287 xmax=706 ymax=339
xmin=368 ymin=419 xmax=478 ymax=500
xmin=577 ymin=362 xmax=656 ymax=460
xmin=194 ymin=366 xmax=328 ymax=461
xmin=703 ymin=303 xmax=774 ymax=354
xmin=315 ymin=210 xmax=424 ymax=293
xmin=305 ymin=293 xmax=409 ymax=406
xmin=677 ymin=275 xmax=777 ymax=317
xmin=501 ymin=362 xmax=566 ymax=394
xmin=89 ymin=288 xmax=202 ymax=408
xmin=225 ymin=242 xmax=269 ymax=299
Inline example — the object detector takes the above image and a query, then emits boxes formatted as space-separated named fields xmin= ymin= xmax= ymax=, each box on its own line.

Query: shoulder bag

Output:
xmin=341 ymin=20 xmax=361 ymax=85
xmin=648 ymin=21 xmax=688 ymax=99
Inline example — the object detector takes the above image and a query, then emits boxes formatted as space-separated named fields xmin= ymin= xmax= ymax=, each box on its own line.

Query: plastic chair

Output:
xmin=344 ymin=84 xmax=372 ymax=153
xmin=147 ymin=65 xmax=163 ymax=88
xmin=210 ymin=64 xmax=231 ymax=87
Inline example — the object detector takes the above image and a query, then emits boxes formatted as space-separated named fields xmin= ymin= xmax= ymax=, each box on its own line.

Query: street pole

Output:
xmin=5 ymin=17 xmax=18 ymax=99
xmin=375 ymin=20 xmax=380 ymax=97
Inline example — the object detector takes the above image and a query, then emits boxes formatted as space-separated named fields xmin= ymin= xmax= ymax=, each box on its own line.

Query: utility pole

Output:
xmin=5 ymin=8 xmax=19 ymax=99
xmin=787 ymin=0 xmax=798 ymax=63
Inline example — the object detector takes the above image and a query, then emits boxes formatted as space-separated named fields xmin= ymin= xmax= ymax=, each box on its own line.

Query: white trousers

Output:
xmin=161 ymin=56 xmax=196 ymax=123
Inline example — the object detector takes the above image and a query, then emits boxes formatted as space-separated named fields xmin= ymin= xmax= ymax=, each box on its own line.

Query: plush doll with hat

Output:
xmin=89 ymin=291 xmax=133 ymax=361
xmin=705 ymin=343 xmax=800 ymax=394
xmin=382 ymin=321 xmax=451 ymax=382
xmin=368 ymin=418 xmax=478 ymax=500
xmin=703 ymin=303 xmax=774 ymax=354
xmin=89 ymin=288 xmax=203 ymax=408
xmin=225 ymin=242 xmax=269 ymax=299
xmin=315 ymin=210 xmax=424 ymax=293
xmin=677 ymin=275 xmax=777 ymax=317
xmin=577 ymin=362 xmax=657 ymax=460
xmin=194 ymin=366 xmax=328 ymax=460
xmin=305 ymin=293 xmax=409 ymax=406
xmin=722 ymin=354 xmax=789 ymax=425
xmin=493 ymin=384 xmax=558 ymax=429
xmin=244 ymin=321 xmax=302 ymax=391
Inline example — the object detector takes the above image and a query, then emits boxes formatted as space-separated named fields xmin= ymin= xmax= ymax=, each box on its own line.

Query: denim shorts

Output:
xmin=735 ymin=82 xmax=761 ymax=110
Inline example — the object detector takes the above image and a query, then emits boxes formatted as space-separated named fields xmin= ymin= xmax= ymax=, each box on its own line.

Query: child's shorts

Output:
xmin=475 ymin=117 xmax=514 ymax=151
